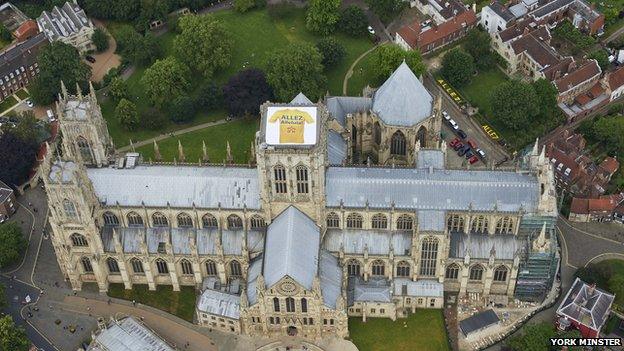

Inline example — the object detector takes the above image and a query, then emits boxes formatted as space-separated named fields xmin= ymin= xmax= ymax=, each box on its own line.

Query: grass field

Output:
xmin=15 ymin=89 xmax=29 ymax=100
xmin=346 ymin=45 xmax=383 ymax=96
xmin=349 ymin=310 xmax=450 ymax=351
xmin=136 ymin=118 xmax=259 ymax=164
xmin=107 ymin=283 xmax=196 ymax=322
xmin=0 ymin=95 xmax=18 ymax=113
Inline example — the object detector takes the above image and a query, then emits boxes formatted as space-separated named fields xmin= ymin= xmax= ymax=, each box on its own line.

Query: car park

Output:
xmin=457 ymin=129 xmax=467 ymax=139
xmin=469 ymin=155 xmax=479 ymax=164
xmin=476 ymin=148 xmax=486 ymax=158
xmin=448 ymin=119 xmax=459 ymax=130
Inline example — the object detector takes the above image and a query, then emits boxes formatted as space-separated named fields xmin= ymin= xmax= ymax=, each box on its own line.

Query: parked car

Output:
xmin=47 ymin=109 xmax=56 ymax=122
xmin=453 ymin=142 xmax=464 ymax=151
xmin=465 ymin=150 xmax=474 ymax=159
xmin=457 ymin=129 xmax=467 ymax=139
xmin=469 ymin=155 xmax=479 ymax=164
xmin=442 ymin=111 xmax=451 ymax=121
xmin=25 ymin=99 xmax=34 ymax=108
xmin=476 ymin=148 xmax=486 ymax=158
xmin=449 ymin=137 xmax=460 ymax=147
xmin=458 ymin=145 xmax=470 ymax=156
xmin=467 ymin=140 xmax=477 ymax=149
xmin=367 ymin=26 xmax=375 ymax=35
xmin=85 ymin=55 xmax=96 ymax=63
xmin=448 ymin=119 xmax=459 ymax=130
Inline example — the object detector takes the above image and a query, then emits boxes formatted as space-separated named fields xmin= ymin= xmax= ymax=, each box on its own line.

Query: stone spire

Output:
xmin=76 ymin=82 xmax=83 ymax=100
xmin=89 ymin=80 xmax=96 ymax=99
xmin=178 ymin=140 xmax=185 ymax=163
xmin=226 ymin=141 xmax=233 ymax=164
xmin=248 ymin=141 xmax=256 ymax=165
xmin=129 ymin=139 xmax=135 ymax=152
xmin=153 ymin=140 xmax=161 ymax=161
xmin=532 ymin=223 xmax=549 ymax=253
xmin=60 ymin=80 xmax=68 ymax=100
xmin=202 ymin=140 xmax=209 ymax=163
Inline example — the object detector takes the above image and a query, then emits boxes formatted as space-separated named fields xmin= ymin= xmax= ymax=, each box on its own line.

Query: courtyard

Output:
xmin=348 ymin=310 xmax=450 ymax=351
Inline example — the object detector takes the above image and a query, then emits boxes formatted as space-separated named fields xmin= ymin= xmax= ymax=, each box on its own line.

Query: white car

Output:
xmin=442 ymin=111 xmax=451 ymax=121
xmin=476 ymin=148 xmax=486 ymax=158
xmin=26 ymin=99 xmax=34 ymax=108
xmin=448 ymin=119 xmax=459 ymax=130
xmin=367 ymin=26 xmax=375 ymax=35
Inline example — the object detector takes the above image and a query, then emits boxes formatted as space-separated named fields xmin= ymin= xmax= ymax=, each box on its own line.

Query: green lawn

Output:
xmin=0 ymin=95 xmax=18 ymax=114
xmin=346 ymin=45 xmax=383 ymax=96
xmin=136 ymin=118 xmax=259 ymax=164
xmin=107 ymin=283 xmax=197 ymax=322
xmin=15 ymin=89 xmax=29 ymax=100
xmin=349 ymin=310 xmax=450 ymax=351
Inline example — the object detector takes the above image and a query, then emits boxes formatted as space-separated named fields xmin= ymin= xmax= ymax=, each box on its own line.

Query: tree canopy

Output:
xmin=169 ymin=95 xmax=196 ymax=123
xmin=440 ymin=48 xmax=475 ymax=87
xmin=115 ymin=98 xmax=139 ymax=131
xmin=588 ymin=49 xmax=609 ymax=71
xmin=108 ymin=76 xmax=129 ymax=102
xmin=266 ymin=43 xmax=326 ymax=102
xmin=373 ymin=44 xmax=425 ymax=80
xmin=0 ymin=222 xmax=27 ymax=269
xmin=0 ymin=316 xmax=29 ymax=351
xmin=194 ymin=81 xmax=222 ymax=111
xmin=115 ymin=25 xmax=162 ymax=67
xmin=365 ymin=0 xmax=403 ymax=23
xmin=507 ymin=323 xmax=556 ymax=351
xmin=463 ymin=29 xmax=495 ymax=70
xmin=339 ymin=5 xmax=368 ymax=37
xmin=489 ymin=80 xmax=540 ymax=130
xmin=30 ymin=42 xmax=91 ymax=105
xmin=316 ymin=37 xmax=346 ymax=68
xmin=92 ymin=27 xmax=109 ymax=52
xmin=174 ymin=14 xmax=232 ymax=79
xmin=141 ymin=57 xmax=191 ymax=108
xmin=223 ymin=68 xmax=273 ymax=117
xmin=0 ymin=124 xmax=39 ymax=187
xmin=305 ymin=0 xmax=341 ymax=36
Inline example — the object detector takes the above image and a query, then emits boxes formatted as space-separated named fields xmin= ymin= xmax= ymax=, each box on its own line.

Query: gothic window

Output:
xmin=396 ymin=261 xmax=411 ymax=277
xmin=301 ymin=298 xmax=308 ymax=313
xmin=445 ymin=263 xmax=459 ymax=280
xmin=177 ymin=213 xmax=193 ymax=228
xmin=396 ymin=214 xmax=413 ymax=231
xmin=371 ymin=260 xmax=385 ymax=276
xmin=227 ymin=215 xmax=243 ymax=229
xmin=471 ymin=215 xmax=489 ymax=234
xmin=273 ymin=297 xmax=280 ymax=312
xmin=107 ymin=257 xmax=120 ymax=274
xmin=295 ymin=165 xmax=309 ymax=194
xmin=127 ymin=212 xmax=143 ymax=227
xmin=286 ymin=297 xmax=295 ymax=312
xmin=103 ymin=212 xmax=119 ymax=226
xmin=495 ymin=217 xmax=514 ymax=234
xmin=205 ymin=260 xmax=217 ymax=276
xmin=346 ymin=213 xmax=363 ymax=229
xmin=131 ymin=258 xmax=144 ymax=274
xmin=76 ymin=136 xmax=93 ymax=164
xmin=250 ymin=215 xmax=265 ymax=229
xmin=347 ymin=259 xmax=361 ymax=277
xmin=494 ymin=265 xmax=508 ymax=282
xmin=152 ymin=212 xmax=168 ymax=227
xmin=326 ymin=212 xmax=340 ymax=228
xmin=70 ymin=233 xmax=88 ymax=247
xmin=229 ymin=260 xmax=242 ymax=277
xmin=447 ymin=214 xmax=464 ymax=232
xmin=417 ymin=126 xmax=427 ymax=148
xmin=419 ymin=237 xmax=439 ymax=276
xmin=274 ymin=165 xmax=287 ymax=194
xmin=371 ymin=213 xmax=388 ymax=229
xmin=390 ymin=131 xmax=406 ymax=156
xmin=180 ymin=259 xmax=193 ymax=275
xmin=156 ymin=259 xmax=169 ymax=274
xmin=81 ymin=257 xmax=93 ymax=273
xmin=202 ymin=214 xmax=218 ymax=228
xmin=373 ymin=122 xmax=381 ymax=145
xmin=63 ymin=199 xmax=77 ymax=218
xmin=469 ymin=264 xmax=484 ymax=281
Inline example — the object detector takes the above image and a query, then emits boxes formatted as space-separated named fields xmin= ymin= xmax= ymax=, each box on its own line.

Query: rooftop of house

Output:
xmin=553 ymin=60 xmax=601 ymax=94
xmin=488 ymin=1 xmax=516 ymax=21
xmin=570 ymin=193 xmax=624 ymax=214
xmin=510 ymin=28 xmax=560 ymax=68
xmin=608 ymin=66 xmax=624 ymax=92
xmin=416 ymin=11 xmax=478 ymax=48
xmin=0 ymin=32 xmax=48 ymax=78
xmin=557 ymin=277 xmax=615 ymax=331
xmin=87 ymin=316 xmax=174 ymax=351
xmin=37 ymin=0 xmax=92 ymax=40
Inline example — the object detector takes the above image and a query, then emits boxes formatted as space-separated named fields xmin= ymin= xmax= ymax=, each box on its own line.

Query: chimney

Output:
xmin=587 ymin=282 xmax=596 ymax=296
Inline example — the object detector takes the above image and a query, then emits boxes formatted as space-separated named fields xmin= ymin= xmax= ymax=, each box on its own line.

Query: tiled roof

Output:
xmin=557 ymin=277 xmax=614 ymax=331
xmin=599 ymin=157 xmax=619 ymax=174
xmin=510 ymin=29 xmax=559 ymax=68
xmin=414 ymin=11 xmax=478 ymax=49
xmin=488 ymin=2 xmax=515 ymax=21
xmin=0 ymin=32 xmax=48 ymax=79
xmin=608 ymin=66 xmax=624 ymax=91
xmin=37 ymin=0 xmax=92 ymax=41
xmin=553 ymin=60 xmax=601 ymax=94
xmin=570 ymin=194 xmax=624 ymax=214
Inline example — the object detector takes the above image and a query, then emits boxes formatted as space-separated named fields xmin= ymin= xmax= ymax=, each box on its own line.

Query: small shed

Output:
xmin=459 ymin=309 xmax=500 ymax=337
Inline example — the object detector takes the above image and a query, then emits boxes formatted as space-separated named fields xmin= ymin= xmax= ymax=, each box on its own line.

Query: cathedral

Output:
xmin=42 ymin=63 xmax=558 ymax=340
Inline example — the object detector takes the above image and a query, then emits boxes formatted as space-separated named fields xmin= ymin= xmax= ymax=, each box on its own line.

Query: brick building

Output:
xmin=569 ymin=193 xmax=624 ymax=222
xmin=0 ymin=32 xmax=48 ymax=102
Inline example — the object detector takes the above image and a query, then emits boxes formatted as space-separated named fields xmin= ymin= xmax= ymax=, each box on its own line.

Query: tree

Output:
xmin=588 ymin=49 xmax=609 ymax=71
xmin=0 ymin=316 xmax=29 ymax=351
xmin=114 ymin=25 xmax=161 ymax=67
xmin=194 ymin=81 xmax=222 ymax=110
xmin=30 ymin=42 xmax=91 ymax=105
xmin=532 ymin=78 xmax=558 ymax=120
xmin=223 ymin=69 xmax=273 ymax=117
xmin=316 ymin=37 xmax=346 ymax=68
xmin=365 ymin=0 xmax=403 ymax=23
xmin=141 ymin=57 xmax=191 ymax=108
xmin=0 ymin=128 xmax=38 ymax=187
xmin=506 ymin=323 xmax=556 ymax=351
xmin=108 ymin=77 xmax=128 ymax=102
xmin=266 ymin=43 xmax=326 ymax=102
xmin=174 ymin=14 xmax=232 ymax=79
xmin=490 ymin=80 xmax=539 ymax=130
xmin=0 ymin=283 xmax=6 ymax=310
xmin=339 ymin=5 xmax=368 ymax=37
xmin=0 ymin=24 xmax=12 ymax=42
xmin=372 ymin=44 xmax=425 ymax=80
xmin=305 ymin=0 xmax=341 ymax=36
xmin=169 ymin=95 xmax=196 ymax=123
xmin=0 ymin=222 xmax=27 ymax=269
xmin=593 ymin=115 xmax=624 ymax=155
xmin=463 ymin=29 xmax=494 ymax=70
xmin=91 ymin=27 xmax=109 ymax=52
xmin=115 ymin=99 xmax=139 ymax=130
xmin=440 ymin=48 xmax=475 ymax=87
xmin=141 ymin=107 xmax=168 ymax=130
xmin=234 ymin=0 xmax=255 ymax=12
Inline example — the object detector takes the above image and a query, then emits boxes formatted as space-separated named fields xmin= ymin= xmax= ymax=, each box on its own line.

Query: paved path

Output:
xmin=89 ymin=20 xmax=121 ymax=82
xmin=342 ymin=44 xmax=382 ymax=95
xmin=116 ymin=118 xmax=227 ymax=152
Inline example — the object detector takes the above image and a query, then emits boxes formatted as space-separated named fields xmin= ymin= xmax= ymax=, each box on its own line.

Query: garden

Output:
xmin=349 ymin=310 xmax=450 ymax=351
xmin=107 ymin=283 xmax=197 ymax=322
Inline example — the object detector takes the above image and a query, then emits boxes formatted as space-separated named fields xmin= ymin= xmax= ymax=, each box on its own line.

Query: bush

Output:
xmin=316 ymin=37 xmax=346 ymax=68
xmin=92 ymin=27 xmax=109 ymax=52
xmin=609 ymin=104 xmax=623 ymax=116
xmin=115 ymin=98 xmax=139 ymax=131
xmin=0 ymin=223 xmax=27 ymax=268
xmin=169 ymin=95 xmax=196 ymax=123
xmin=101 ymin=67 xmax=120 ymax=87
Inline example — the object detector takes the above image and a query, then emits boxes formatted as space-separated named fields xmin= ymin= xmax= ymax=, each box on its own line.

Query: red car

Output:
xmin=469 ymin=155 xmax=479 ymax=164
xmin=452 ymin=142 xmax=464 ymax=151
xmin=467 ymin=140 xmax=477 ymax=149
xmin=449 ymin=137 xmax=461 ymax=147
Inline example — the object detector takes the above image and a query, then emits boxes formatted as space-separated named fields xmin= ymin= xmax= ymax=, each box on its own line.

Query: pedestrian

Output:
xmin=132 ymin=300 xmax=136 ymax=307
xmin=107 ymin=298 xmax=111 ymax=305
